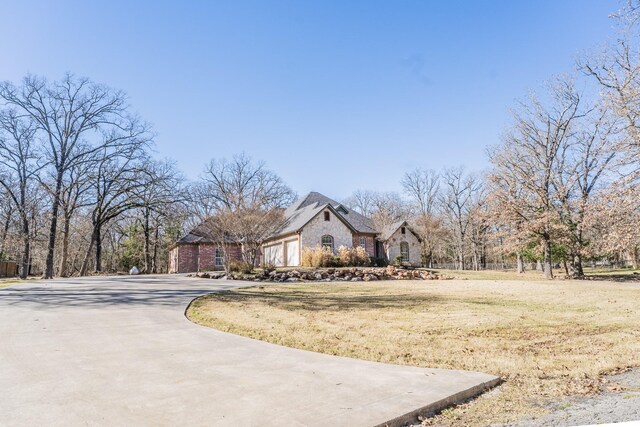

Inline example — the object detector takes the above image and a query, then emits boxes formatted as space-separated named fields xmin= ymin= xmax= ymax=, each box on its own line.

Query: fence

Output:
xmin=0 ymin=261 xmax=18 ymax=278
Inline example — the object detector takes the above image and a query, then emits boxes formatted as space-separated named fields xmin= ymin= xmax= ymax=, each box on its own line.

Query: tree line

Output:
xmin=1 ymin=2 xmax=638 ymax=279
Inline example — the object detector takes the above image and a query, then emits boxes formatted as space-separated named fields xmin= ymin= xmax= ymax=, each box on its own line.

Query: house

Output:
xmin=169 ymin=191 xmax=421 ymax=273
xmin=168 ymin=219 xmax=247 ymax=273
xmin=261 ymin=192 xmax=421 ymax=267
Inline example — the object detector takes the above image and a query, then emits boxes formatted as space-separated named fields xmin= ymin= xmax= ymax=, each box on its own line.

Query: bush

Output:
xmin=337 ymin=246 xmax=370 ymax=267
xmin=228 ymin=259 xmax=254 ymax=274
xmin=261 ymin=262 xmax=276 ymax=274
xmin=369 ymin=257 xmax=388 ymax=267
xmin=301 ymin=247 xmax=336 ymax=267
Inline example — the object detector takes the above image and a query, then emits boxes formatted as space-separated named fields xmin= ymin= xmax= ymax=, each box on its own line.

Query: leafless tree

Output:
xmin=79 ymin=143 xmax=149 ymax=275
xmin=0 ymin=109 xmax=45 ymax=278
xmin=0 ymin=73 xmax=149 ymax=278
xmin=137 ymin=159 xmax=186 ymax=273
xmin=401 ymin=168 xmax=444 ymax=267
xmin=441 ymin=167 xmax=482 ymax=270
xmin=195 ymin=153 xmax=295 ymax=270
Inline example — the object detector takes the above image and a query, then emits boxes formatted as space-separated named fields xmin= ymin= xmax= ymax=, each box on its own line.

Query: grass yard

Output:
xmin=187 ymin=278 xmax=640 ymax=426
xmin=0 ymin=278 xmax=22 ymax=288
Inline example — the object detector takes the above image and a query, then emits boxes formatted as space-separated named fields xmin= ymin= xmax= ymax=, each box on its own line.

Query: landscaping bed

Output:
xmin=188 ymin=265 xmax=452 ymax=282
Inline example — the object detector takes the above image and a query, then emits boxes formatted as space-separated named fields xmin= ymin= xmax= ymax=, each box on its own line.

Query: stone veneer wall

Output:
xmin=384 ymin=227 xmax=421 ymax=266
xmin=300 ymin=209 xmax=353 ymax=253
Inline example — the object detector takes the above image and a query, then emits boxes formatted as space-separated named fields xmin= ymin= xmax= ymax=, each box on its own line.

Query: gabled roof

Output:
xmin=172 ymin=218 xmax=235 ymax=247
xmin=293 ymin=192 xmax=377 ymax=233
xmin=269 ymin=192 xmax=378 ymax=239
xmin=379 ymin=220 xmax=422 ymax=242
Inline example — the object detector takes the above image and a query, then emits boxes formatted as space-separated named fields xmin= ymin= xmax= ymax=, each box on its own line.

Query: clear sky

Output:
xmin=0 ymin=0 xmax=621 ymax=199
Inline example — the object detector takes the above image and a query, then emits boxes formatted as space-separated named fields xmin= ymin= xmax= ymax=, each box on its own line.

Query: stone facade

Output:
xmin=299 ymin=209 xmax=353 ymax=253
xmin=384 ymin=226 xmax=421 ymax=266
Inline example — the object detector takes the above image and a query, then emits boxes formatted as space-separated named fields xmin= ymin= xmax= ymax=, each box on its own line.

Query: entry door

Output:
xmin=285 ymin=240 xmax=299 ymax=267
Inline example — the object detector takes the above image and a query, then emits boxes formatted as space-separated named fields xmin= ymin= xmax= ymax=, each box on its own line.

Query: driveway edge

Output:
xmin=375 ymin=377 xmax=503 ymax=427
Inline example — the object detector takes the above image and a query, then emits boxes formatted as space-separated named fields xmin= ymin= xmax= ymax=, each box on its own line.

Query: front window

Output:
xmin=324 ymin=211 xmax=330 ymax=221
xmin=215 ymin=248 xmax=224 ymax=267
xmin=400 ymin=242 xmax=409 ymax=262
xmin=321 ymin=235 xmax=334 ymax=252
xmin=359 ymin=236 xmax=366 ymax=249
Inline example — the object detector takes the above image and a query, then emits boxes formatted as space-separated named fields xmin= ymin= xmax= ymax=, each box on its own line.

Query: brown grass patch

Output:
xmin=187 ymin=279 xmax=640 ymax=426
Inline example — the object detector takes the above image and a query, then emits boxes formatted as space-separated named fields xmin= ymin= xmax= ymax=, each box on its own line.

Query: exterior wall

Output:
xmin=262 ymin=233 xmax=300 ymax=267
xmin=352 ymin=234 xmax=377 ymax=257
xmin=169 ymin=243 xmax=245 ymax=273
xmin=384 ymin=227 xmax=421 ymax=266
xmin=300 ymin=209 xmax=353 ymax=253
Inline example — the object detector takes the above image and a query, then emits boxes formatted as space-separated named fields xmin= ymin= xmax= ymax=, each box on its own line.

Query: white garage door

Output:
xmin=285 ymin=240 xmax=299 ymax=267
xmin=263 ymin=244 xmax=283 ymax=267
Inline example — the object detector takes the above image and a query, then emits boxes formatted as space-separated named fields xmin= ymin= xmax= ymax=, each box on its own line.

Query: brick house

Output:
xmin=169 ymin=191 xmax=421 ymax=273
xmin=168 ymin=220 xmax=247 ymax=273
xmin=261 ymin=192 xmax=421 ymax=267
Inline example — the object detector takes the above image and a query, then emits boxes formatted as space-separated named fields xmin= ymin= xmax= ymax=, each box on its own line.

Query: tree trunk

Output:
xmin=79 ymin=229 xmax=97 ymax=276
xmin=0 ymin=208 xmax=11 ymax=260
xmin=632 ymin=246 xmax=639 ymax=270
xmin=571 ymin=253 xmax=584 ymax=278
xmin=516 ymin=253 xmax=525 ymax=274
xmin=44 ymin=173 xmax=63 ymax=279
xmin=152 ymin=224 xmax=159 ymax=273
xmin=141 ymin=208 xmax=151 ymax=273
xmin=94 ymin=225 xmax=103 ymax=273
xmin=20 ymin=215 xmax=30 ymax=279
xmin=58 ymin=213 xmax=72 ymax=277
xmin=542 ymin=236 xmax=553 ymax=279
xmin=457 ymin=244 xmax=465 ymax=270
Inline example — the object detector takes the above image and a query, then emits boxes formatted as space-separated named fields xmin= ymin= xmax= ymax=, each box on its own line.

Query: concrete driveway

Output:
xmin=0 ymin=275 xmax=499 ymax=426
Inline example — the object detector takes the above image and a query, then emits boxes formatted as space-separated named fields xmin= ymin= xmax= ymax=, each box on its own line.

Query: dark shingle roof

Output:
xmin=268 ymin=192 xmax=378 ymax=239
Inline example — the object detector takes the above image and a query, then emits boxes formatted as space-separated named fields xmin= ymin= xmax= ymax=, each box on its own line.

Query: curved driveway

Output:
xmin=0 ymin=275 xmax=498 ymax=426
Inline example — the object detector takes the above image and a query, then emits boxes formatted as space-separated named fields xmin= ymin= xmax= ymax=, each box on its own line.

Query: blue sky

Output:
xmin=0 ymin=0 xmax=620 ymax=198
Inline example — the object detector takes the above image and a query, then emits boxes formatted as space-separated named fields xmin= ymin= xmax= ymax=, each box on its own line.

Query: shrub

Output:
xmin=337 ymin=246 xmax=370 ymax=267
xmin=261 ymin=262 xmax=276 ymax=274
xmin=228 ymin=259 xmax=254 ymax=274
xmin=301 ymin=247 xmax=335 ymax=267
xmin=369 ymin=257 xmax=388 ymax=267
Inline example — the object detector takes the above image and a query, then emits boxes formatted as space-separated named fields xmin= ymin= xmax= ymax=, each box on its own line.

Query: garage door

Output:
xmin=263 ymin=244 xmax=283 ymax=267
xmin=285 ymin=240 xmax=299 ymax=267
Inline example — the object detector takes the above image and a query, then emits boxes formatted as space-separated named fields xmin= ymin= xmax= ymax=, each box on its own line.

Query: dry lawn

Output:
xmin=187 ymin=278 xmax=640 ymax=426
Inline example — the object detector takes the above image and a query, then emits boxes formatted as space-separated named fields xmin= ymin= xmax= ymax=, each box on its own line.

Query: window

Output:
xmin=400 ymin=242 xmax=409 ymax=262
xmin=359 ymin=236 xmax=366 ymax=249
xmin=401 ymin=226 xmax=406 ymax=235
xmin=336 ymin=205 xmax=348 ymax=215
xmin=324 ymin=211 xmax=330 ymax=221
xmin=321 ymin=235 xmax=334 ymax=251
xmin=215 ymin=248 xmax=224 ymax=267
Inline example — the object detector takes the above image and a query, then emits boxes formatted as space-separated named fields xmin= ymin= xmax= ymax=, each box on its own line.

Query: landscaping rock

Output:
xmin=194 ymin=266 xmax=447 ymax=283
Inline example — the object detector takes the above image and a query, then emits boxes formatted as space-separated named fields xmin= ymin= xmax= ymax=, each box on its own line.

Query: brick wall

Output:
xmin=352 ymin=234 xmax=377 ymax=257
xmin=169 ymin=243 xmax=250 ymax=273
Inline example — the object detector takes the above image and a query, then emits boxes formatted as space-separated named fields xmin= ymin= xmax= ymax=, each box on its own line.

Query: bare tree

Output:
xmin=401 ymin=168 xmax=443 ymax=267
xmin=137 ymin=159 xmax=185 ymax=273
xmin=0 ymin=109 xmax=44 ymax=278
xmin=195 ymin=153 xmax=295 ymax=270
xmin=0 ymin=74 xmax=148 ymax=278
xmin=441 ymin=167 xmax=482 ymax=270
xmin=79 ymin=143 xmax=149 ymax=275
